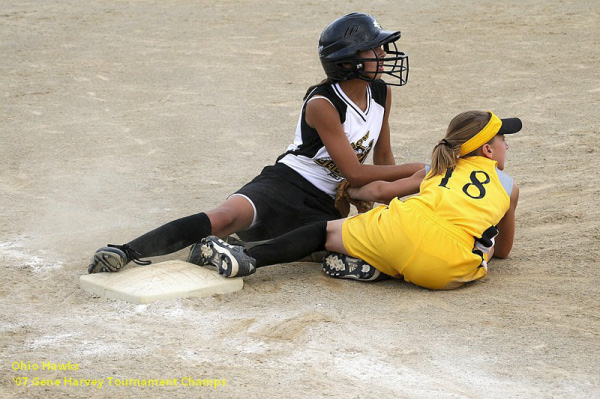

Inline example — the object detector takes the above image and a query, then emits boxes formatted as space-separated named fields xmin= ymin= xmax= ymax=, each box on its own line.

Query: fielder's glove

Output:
xmin=334 ymin=180 xmax=374 ymax=217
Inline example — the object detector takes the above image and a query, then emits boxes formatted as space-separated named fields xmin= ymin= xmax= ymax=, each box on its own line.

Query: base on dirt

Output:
xmin=79 ymin=260 xmax=243 ymax=304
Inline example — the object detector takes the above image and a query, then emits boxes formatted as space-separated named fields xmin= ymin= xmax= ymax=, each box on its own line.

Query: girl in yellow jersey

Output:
xmin=200 ymin=110 xmax=521 ymax=290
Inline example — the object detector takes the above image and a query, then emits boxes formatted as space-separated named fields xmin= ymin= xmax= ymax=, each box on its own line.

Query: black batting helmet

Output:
xmin=318 ymin=13 xmax=409 ymax=86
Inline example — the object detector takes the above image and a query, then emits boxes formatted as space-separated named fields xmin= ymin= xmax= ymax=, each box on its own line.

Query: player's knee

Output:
xmin=206 ymin=205 xmax=253 ymax=237
xmin=324 ymin=220 xmax=346 ymax=254
xmin=206 ymin=210 xmax=235 ymax=235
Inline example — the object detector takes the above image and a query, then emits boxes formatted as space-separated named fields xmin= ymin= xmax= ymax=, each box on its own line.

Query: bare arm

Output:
xmin=305 ymin=98 xmax=424 ymax=187
xmin=372 ymin=86 xmax=395 ymax=166
xmin=346 ymin=168 xmax=426 ymax=204
xmin=493 ymin=183 xmax=519 ymax=259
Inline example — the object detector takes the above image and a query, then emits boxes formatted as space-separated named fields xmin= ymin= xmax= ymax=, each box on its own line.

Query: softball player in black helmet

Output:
xmin=88 ymin=13 xmax=422 ymax=275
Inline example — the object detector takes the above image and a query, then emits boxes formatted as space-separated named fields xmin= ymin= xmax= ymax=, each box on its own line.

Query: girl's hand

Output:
xmin=347 ymin=168 xmax=426 ymax=204
xmin=493 ymin=183 xmax=519 ymax=259
xmin=335 ymin=181 xmax=374 ymax=217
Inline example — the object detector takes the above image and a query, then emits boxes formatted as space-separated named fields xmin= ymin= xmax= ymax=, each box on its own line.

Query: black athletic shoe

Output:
xmin=88 ymin=246 xmax=127 ymax=273
xmin=87 ymin=244 xmax=151 ymax=274
xmin=188 ymin=236 xmax=256 ymax=277
xmin=187 ymin=235 xmax=245 ymax=265
xmin=322 ymin=252 xmax=388 ymax=281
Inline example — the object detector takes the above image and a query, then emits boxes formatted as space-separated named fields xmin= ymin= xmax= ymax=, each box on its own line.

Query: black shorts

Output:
xmin=233 ymin=163 xmax=341 ymax=242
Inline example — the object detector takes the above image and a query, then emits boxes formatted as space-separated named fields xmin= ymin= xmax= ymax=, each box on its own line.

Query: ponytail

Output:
xmin=304 ymin=77 xmax=337 ymax=100
xmin=428 ymin=111 xmax=491 ymax=178
xmin=429 ymin=139 xmax=460 ymax=178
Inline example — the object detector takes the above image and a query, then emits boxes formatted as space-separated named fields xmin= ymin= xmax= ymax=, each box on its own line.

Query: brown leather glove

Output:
xmin=334 ymin=180 xmax=374 ymax=217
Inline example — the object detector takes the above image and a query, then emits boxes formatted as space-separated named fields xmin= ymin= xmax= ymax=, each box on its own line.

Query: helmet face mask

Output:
xmin=319 ymin=13 xmax=409 ymax=86
xmin=353 ymin=41 xmax=409 ymax=86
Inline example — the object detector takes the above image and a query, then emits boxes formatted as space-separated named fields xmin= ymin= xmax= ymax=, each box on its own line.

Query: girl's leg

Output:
xmin=125 ymin=212 xmax=212 ymax=258
xmin=204 ymin=195 xmax=256 ymax=238
xmin=324 ymin=219 xmax=349 ymax=255
xmin=322 ymin=219 xmax=387 ymax=281
xmin=245 ymin=219 xmax=345 ymax=267
xmin=89 ymin=212 xmax=214 ymax=272
xmin=126 ymin=195 xmax=255 ymax=258
xmin=188 ymin=219 xmax=342 ymax=277
xmin=197 ymin=219 xmax=385 ymax=281
xmin=88 ymin=196 xmax=255 ymax=273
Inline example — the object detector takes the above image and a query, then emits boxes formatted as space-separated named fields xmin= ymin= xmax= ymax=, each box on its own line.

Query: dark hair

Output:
xmin=428 ymin=111 xmax=493 ymax=178
xmin=303 ymin=78 xmax=336 ymax=100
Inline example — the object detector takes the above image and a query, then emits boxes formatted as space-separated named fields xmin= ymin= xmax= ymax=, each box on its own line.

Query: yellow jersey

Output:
xmin=341 ymin=156 xmax=513 ymax=289
xmin=408 ymin=156 xmax=511 ymax=240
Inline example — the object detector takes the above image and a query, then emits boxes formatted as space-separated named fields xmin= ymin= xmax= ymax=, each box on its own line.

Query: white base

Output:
xmin=79 ymin=260 xmax=243 ymax=304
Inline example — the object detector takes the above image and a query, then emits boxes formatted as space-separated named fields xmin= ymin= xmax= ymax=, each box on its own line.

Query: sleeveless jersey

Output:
xmin=341 ymin=156 xmax=513 ymax=289
xmin=407 ymin=156 xmax=512 ymax=240
xmin=278 ymin=80 xmax=388 ymax=197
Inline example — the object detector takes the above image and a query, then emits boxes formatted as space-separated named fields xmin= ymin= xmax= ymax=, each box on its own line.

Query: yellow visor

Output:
xmin=459 ymin=111 xmax=502 ymax=156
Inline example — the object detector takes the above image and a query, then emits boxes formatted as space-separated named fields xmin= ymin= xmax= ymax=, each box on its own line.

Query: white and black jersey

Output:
xmin=278 ymin=80 xmax=388 ymax=197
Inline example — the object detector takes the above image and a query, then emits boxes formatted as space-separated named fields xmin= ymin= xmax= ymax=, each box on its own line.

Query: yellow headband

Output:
xmin=459 ymin=111 xmax=502 ymax=156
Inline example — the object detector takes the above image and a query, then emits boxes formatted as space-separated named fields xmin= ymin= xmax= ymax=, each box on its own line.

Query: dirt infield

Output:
xmin=1 ymin=1 xmax=599 ymax=398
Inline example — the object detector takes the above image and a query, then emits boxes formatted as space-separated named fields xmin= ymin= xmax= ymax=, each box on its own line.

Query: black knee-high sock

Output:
xmin=126 ymin=212 xmax=212 ymax=258
xmin=246 ymin=222 xmax=327 ymax=268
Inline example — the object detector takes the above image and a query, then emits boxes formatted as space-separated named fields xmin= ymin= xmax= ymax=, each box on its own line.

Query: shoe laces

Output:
xmin=108 ymin=244 xmax=152 ymax=266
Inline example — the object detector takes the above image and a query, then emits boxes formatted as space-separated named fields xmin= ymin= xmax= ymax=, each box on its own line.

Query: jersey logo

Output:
xmin=314 ymin=131 xmax=374 ymax=180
